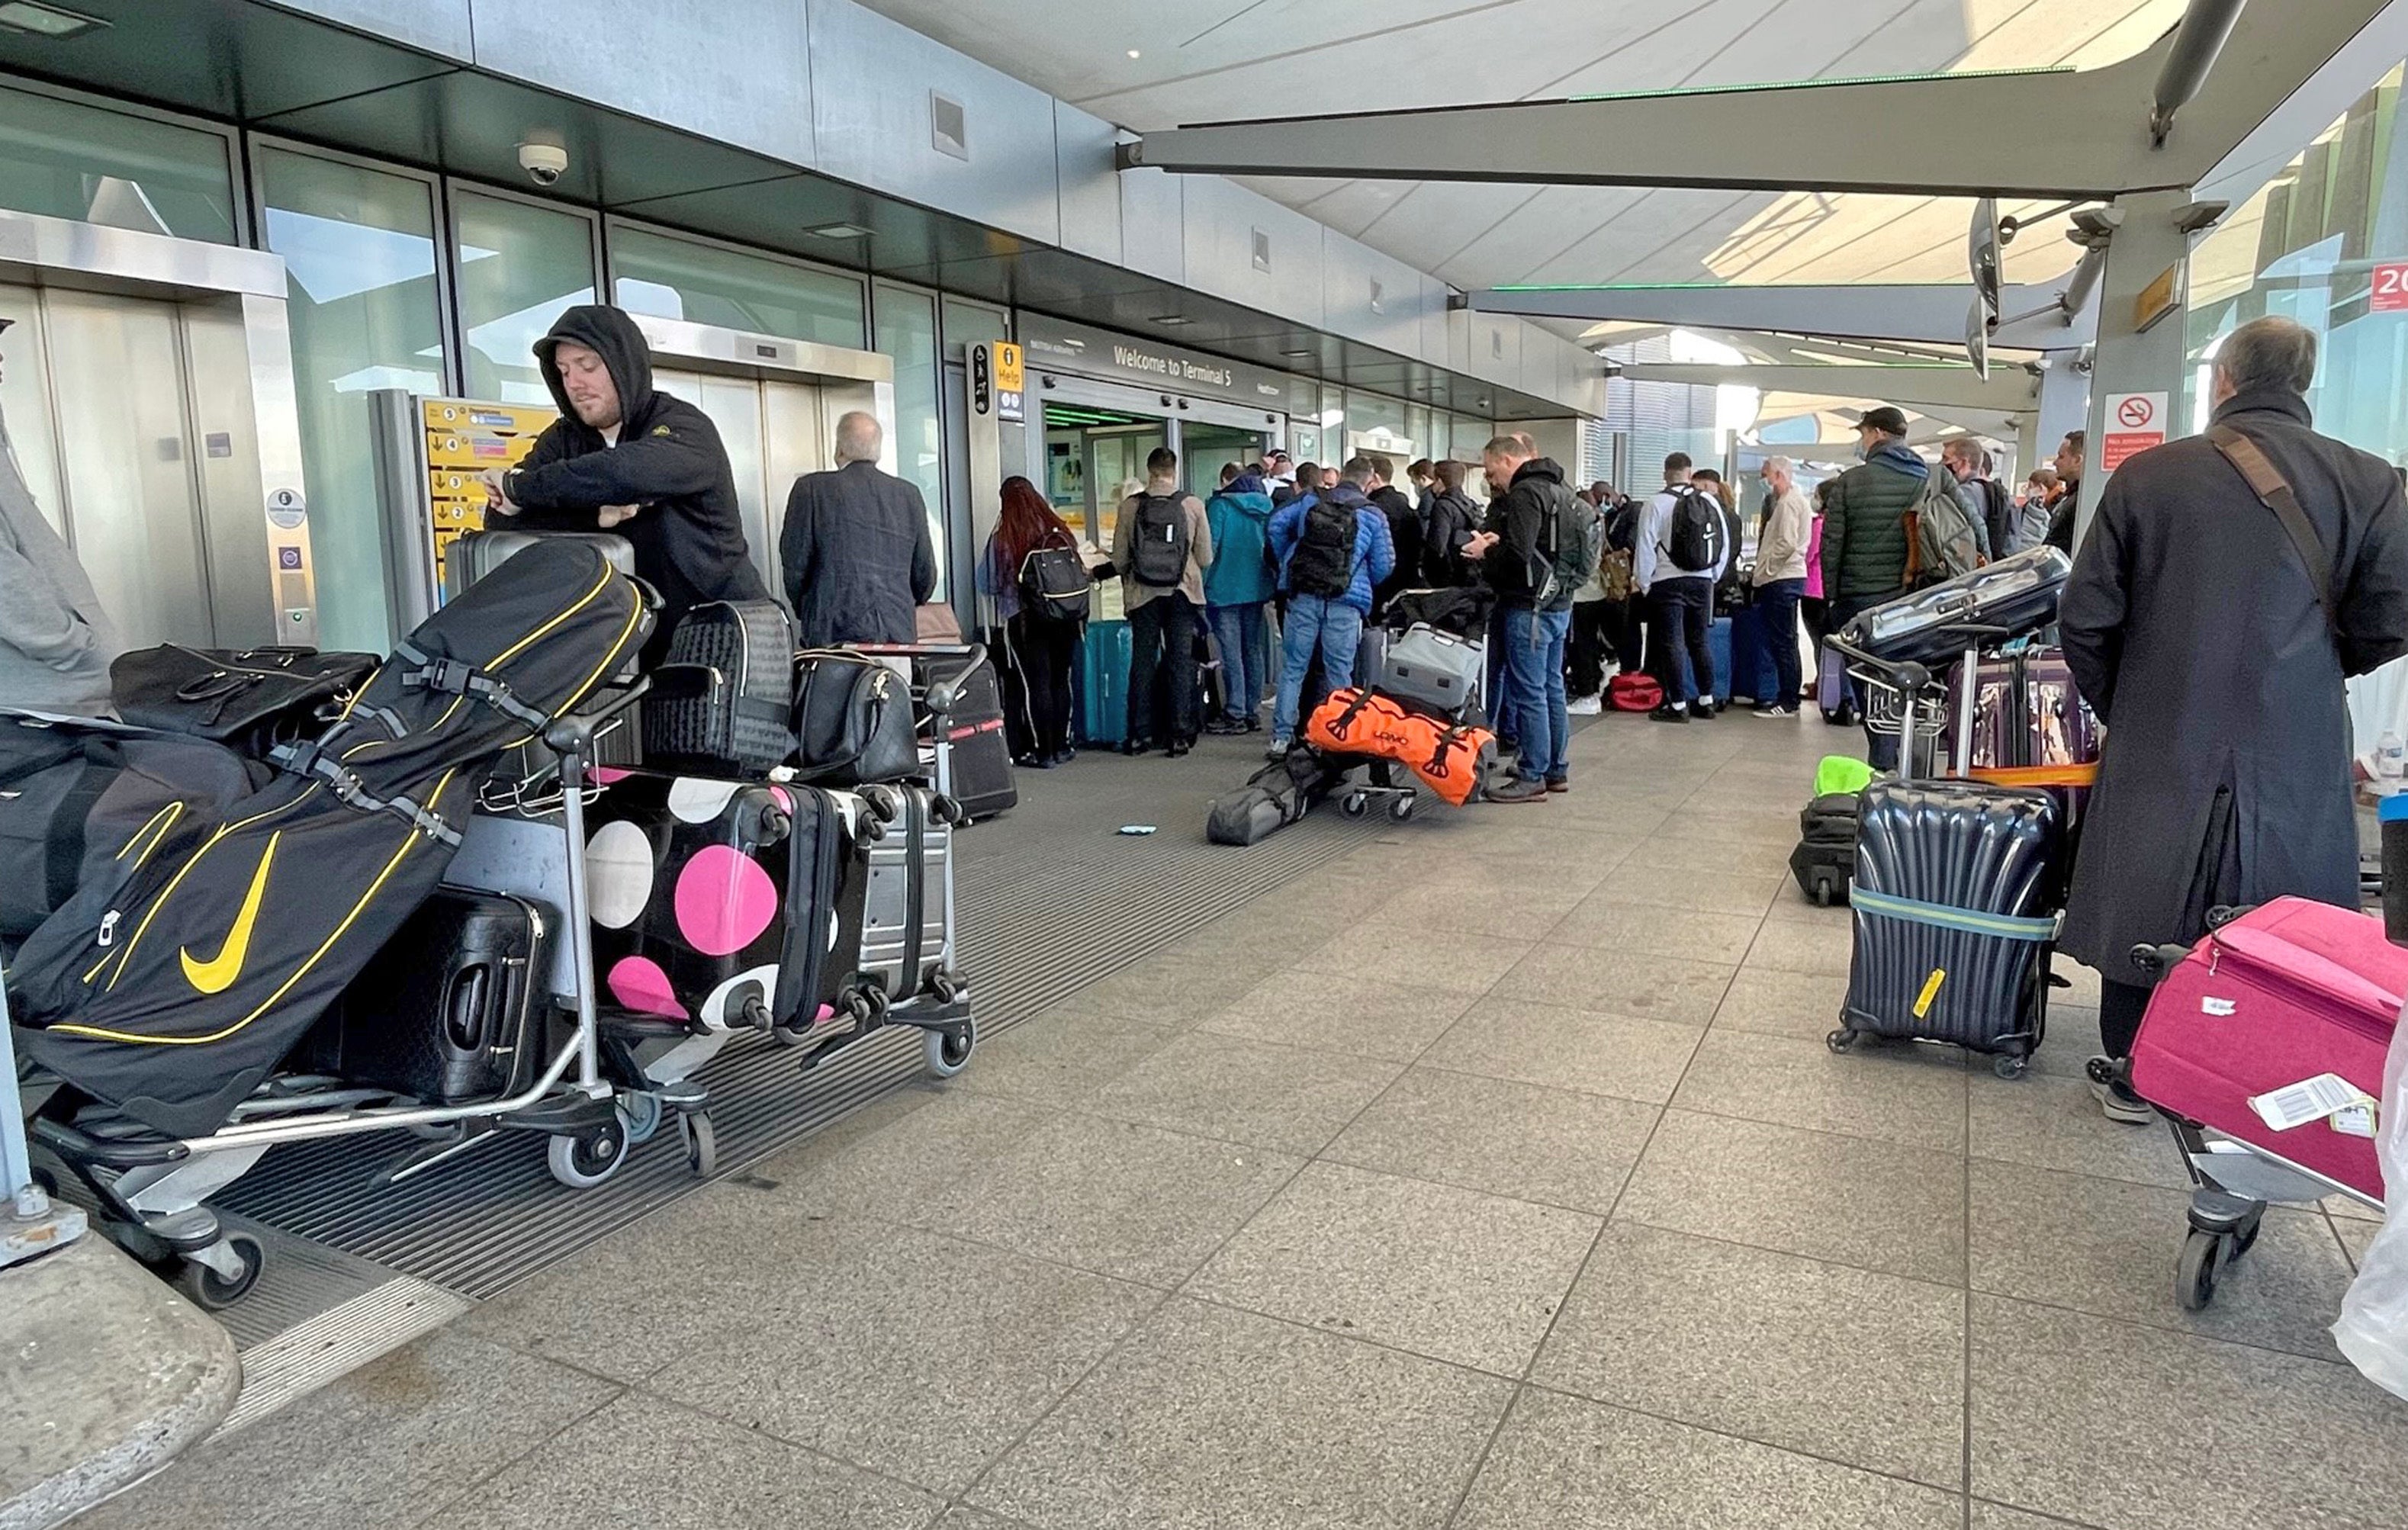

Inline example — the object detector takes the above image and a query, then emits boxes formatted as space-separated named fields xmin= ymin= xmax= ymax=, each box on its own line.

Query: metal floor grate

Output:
xmin=215 ymin=744 xmax=1368 ymax=1298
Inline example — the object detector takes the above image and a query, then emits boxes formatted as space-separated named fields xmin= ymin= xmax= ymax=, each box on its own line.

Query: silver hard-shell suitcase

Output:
xmin=1379 ymin=622 xmax=1484 ymax=718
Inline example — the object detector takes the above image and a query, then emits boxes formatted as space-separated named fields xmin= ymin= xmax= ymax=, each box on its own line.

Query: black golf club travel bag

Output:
xmin=9 ymin=538 xmax=648 ymax=1139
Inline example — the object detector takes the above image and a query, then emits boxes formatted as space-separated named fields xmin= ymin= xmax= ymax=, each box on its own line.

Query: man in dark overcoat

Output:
xmin=2060 ymin=314 xmax=2408 ymax=1120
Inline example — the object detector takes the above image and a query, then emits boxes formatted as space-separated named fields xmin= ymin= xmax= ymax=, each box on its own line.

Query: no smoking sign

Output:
xmin=2102 ymin=391 xmax=2167 ymax=472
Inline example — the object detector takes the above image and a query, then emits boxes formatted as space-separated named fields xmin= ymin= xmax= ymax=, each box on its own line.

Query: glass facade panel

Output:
xmin=0 ymin=82 xmax=236 ymax=243
xmin=874 ymin=281 xmax=945 ymax=598
xmin=257 ymin=146 xmax=447 ymax=654
xmin=610 ymin=224 xmax=866 ymax=349
xmin=2183 ymin=64 xmax=2408 ymax=468
xmin=940 ymin=294 xmax=1008 ymax=362
xmin=455 ymin=189 xmax=596 ymax=406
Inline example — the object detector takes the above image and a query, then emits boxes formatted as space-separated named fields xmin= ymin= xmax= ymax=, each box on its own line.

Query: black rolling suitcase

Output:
xmin=644 ymin=599 xmax=796 ymax=774
xmin=1789 ymin=792 xmax=1860 ymax=907
xmin=305 ymin=888 xmax=554 ymax=1104
xmin=1833 ymin=779 xmax=2059 ymax=1077
xmin=930 ymin=655 xmax=1016 ymax=822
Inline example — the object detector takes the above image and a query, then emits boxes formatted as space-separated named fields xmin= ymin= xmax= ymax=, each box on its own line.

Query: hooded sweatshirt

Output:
xmin=503 ymin=304 xmax=767 ymax=649
xmin=1203 ymin=481 xmax=1277 ymax=607
xmin=0 ymin=403 xmax=119 ymax=714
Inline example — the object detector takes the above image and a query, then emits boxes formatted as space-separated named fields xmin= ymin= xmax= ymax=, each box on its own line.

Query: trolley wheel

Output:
xmin=547 ymin=1116 xmax=629 ymax=1190
xmin=680 ymin=1110 xmax=717 ymax=1177
xmin=1341 ymin=791 xmax=1368 ymax=818
xmin=1388 ymin=794 xmax=1416 ymax=822
xmin=924 ymin=1018 xmax=976 ymax=1078
xmin=1992 ymin=1053 xmax=2030 ymax=1082
xmin=1826 ymin=1028 xmax=1858 ymax=1054
xmin=175 ymin=1233 xmax=264 ymax=1311
xmin=2175 ymin=1228 xmax=2223 ymax=1311
xmin=616 ymin=1091 xmax=663 ymax=1146
xmin=1810 ymin=877 xmax=1834 ymax=908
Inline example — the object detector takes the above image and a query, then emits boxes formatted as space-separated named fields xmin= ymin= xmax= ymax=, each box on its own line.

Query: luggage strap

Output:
xmin=2207 ymin=424 xmax=2337 ymax=638
xmin=397 ymin=644 xmax=553 ymax=731
xmin=1966 ymin=763 xmax=2098 ymax=789
xmin=1851 ymin=886 xmax=2056 ymax=942
xmin=269 ymin=740 xmax=463 ymax=847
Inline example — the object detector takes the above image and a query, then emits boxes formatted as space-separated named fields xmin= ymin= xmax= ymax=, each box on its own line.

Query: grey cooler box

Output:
xmin=1378 ymin=622 xmax=1484 ymax=718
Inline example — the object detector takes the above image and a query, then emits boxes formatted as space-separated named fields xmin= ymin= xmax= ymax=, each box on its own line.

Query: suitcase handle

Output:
xmin=445 ymin=963 xmax=493 ymax=1051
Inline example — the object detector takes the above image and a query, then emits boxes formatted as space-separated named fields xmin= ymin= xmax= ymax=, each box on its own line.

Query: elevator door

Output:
xmin=653 ymin=369 xmax=829 ymax=595
xmin=1 ymin=281 xmax=273 ymax=651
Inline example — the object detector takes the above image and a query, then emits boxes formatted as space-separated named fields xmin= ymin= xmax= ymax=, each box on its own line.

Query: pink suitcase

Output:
xmin=2128 ymin=897 xmax=2404 ymax=1201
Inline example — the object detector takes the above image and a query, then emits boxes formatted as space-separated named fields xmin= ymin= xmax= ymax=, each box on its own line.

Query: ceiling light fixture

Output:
xmin=1280 ymin=349 xmax=1314 ymax=358
xmin=0 ymin=1 xmax=108 ymax=37
xmin=804 ymin=222 xmax=872 ymax=240
xmin=1127 ymin=49 xmax=1142 ymax=59
xmin=1151 ymin=314 xmax=1194 ymax=326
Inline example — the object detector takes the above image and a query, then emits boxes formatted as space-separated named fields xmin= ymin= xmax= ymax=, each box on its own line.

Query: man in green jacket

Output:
xmin=1818 ymin=404 xmax=1928 ymax=768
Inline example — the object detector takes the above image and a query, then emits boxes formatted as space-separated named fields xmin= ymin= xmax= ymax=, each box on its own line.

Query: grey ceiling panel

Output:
xmin=1117 ymin=165 xmax=1184 ymax=283
xmin=1181 ymin=176 xmax=1324 ymax=329
xmin=1054 ymin=100 xmax=1121 ymax=263
xmin=1419 ymin=275 xmax=1452 ymax=365
xmin=271 ymin=0 xmax=473 ymax=60
xmin=808 ymin=0 xmax=1061 ymax=246
xmin=468 ymin=0 xmax=814 ymax=170
xmin=1319 ymin=232 xmax=1427 ymax=356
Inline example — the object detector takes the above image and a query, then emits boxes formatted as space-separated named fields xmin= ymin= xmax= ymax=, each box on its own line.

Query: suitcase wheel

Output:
xmin=2176 ymin=1228 xmax=2223 ymax=1311
xmin=547 ymin=1115 xmax=629 ymax=1190
xmin=923 ymin=1017 xmax=975 ymax=1078
xmin=174 ymin=1233 xmax=264 ymax=1312
xmin=1389 ymin=794 xmax=1415 ymax=823
xmin=1990 ymin=1053 xmax=2029 ymax=1082
xmin=680 ymin=1109 xmax=717 ymax=1177
xmin=1341 ymin=790 xmax=1368 ymax=818
xmin=1825 ymin=1027 xmax=1858 ymax=1054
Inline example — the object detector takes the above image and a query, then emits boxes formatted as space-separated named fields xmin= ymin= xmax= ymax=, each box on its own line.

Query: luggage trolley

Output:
xmin=18 ymin=686 xmax=698 ymax=1308
xmin=1336 ymin=589 xmax=1495 ymax=823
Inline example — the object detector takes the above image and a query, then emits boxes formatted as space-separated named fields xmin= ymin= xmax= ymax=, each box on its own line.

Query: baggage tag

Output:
xmin=2247 ymin=1072 xmax=2374 ymax=1133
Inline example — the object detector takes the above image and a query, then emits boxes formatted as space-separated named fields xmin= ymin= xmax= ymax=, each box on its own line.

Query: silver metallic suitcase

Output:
xmin=858 ymin=783 xmax=956 ymax=1005
xmin=1379 ymin=622 xmax=1484 ymax=717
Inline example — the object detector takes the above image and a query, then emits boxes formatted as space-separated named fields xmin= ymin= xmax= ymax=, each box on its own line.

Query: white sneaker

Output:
xmin=1266 ymin=737 xmax=1292 ymax=760
xmin=1568 ymin=695 xmax=1603 ymax=715
xmin=1754 ymin=706 xmax=1797 ymax=718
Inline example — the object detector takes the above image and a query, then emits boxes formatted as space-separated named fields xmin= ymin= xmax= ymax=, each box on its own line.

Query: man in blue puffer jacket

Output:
xmin=1204 ymin=464 xmax=1278 ymax=734
xmin=1265 ymin=457 xmax=1395 ymax=756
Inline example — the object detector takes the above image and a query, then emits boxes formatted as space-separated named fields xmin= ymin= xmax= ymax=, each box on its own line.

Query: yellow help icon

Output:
xmin=179 ymin=833 xmax=281 ymax=995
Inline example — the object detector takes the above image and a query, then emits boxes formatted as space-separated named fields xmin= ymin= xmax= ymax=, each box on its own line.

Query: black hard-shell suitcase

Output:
xmin=306 ymin=888 xmax=553 ymax=1104
xmin=1789 ymin=791 xmax=1860 ymax=907
xmin=1835 ymin=779 xmax=2059 ymax=1075
xmin=930 ymin=657 xmax=1016 ymax=823
xmin=1836 ymin=545 xmax=2072 ymax=668
xmin=644 ymin=599 xmax=796 ymax=775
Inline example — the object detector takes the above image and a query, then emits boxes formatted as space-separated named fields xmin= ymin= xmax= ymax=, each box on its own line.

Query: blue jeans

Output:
xmin=1274 ymin=593 xmax=1364 ymax=741
xmin=1502 ymin=606 xmax=1572 ymax=783
xmin=1207 ymin=601 xmax=1270 ymax=723
xmin=1754 ymin=577 xmax=1805 ymax=711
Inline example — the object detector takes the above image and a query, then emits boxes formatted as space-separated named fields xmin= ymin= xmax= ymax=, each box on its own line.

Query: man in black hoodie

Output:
xmin=487 ymin=304 xmax=767 ymax=657
xmin=1464 ymin=436 xmax=1582 ymax=802
xmin=1365 ymin=453 xmax=1426 ymax=622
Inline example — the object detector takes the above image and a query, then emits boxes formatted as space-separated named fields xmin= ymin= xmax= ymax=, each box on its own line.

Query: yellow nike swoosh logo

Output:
xmin=179 ymin=832 xmax=279 ymax=995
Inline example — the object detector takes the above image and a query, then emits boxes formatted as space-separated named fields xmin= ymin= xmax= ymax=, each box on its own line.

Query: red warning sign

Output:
xmin=2101 ymin=391 xmax=2167 ymax=471
xmin=2374 ymin=262 xmax=2408 ymax=313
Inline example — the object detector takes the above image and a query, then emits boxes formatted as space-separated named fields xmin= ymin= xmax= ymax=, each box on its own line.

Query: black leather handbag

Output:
xmin=109 ymin=644 xmax=380 ymax=760
xmin=791 ymin=650 xmax=921 ymax=786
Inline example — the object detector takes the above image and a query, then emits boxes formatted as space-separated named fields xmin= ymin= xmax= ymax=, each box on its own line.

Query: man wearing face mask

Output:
xmin=1818 ymin=403 xmax=1924 ymax=767
xmin=483 ymin=304 xmax=767 ymax=660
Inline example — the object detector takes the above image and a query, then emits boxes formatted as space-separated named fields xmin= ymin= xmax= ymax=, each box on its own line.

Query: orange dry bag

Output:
xmin=1304 ymin=688 xmax=1496 ymax=807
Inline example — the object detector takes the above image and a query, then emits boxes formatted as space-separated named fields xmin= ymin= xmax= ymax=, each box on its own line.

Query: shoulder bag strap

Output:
xmin=2207 ymin=423 xmax=2337 ymax=637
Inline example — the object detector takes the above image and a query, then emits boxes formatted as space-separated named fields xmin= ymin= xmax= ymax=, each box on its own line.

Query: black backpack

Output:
xmin=1665 ymin=486 xmax=1726 ymax=574
xmin=1018 ymin=538 xmax=1091 ymax=623
xmin=1287 ymin=498 xmax=1358 ymax=599
xmin=1128 ymin=492 xmax=1191 ymax=588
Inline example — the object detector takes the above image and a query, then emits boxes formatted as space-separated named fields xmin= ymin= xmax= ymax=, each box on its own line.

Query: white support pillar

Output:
xmin=2076 ymin=190 xmax=2199 ymax=542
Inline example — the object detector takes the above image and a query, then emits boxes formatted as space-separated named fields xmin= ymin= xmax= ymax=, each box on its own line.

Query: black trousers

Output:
xmin=1650 ymin=579 xmax=1715 ymax=707
xmin=1007 ymin=613 xmax=1078 ymax=760
xmin=1826 ymin=593 xmax=1901 ymax=770
xmin=2098 ymin=978 xmax=2153 ymax=1061
xmin=1127 ymin=592 xmax=1198 ymax=747
xmin=1567 ymin=600 xmax=1612 ymax=698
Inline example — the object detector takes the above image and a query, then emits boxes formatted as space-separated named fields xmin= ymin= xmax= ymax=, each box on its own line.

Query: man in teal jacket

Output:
xmin=1203 ymin=464 xmax=1277 ymax=734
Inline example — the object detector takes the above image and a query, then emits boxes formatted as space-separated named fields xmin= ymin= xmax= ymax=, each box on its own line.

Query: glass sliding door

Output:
xmin=454 ymin=188 xmax=597 ymax=406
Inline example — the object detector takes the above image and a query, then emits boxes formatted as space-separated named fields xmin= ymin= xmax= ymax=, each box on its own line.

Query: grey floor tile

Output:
xmin=1452 ymin=825 xmax=1635 ymax=866
xmin=1323 ymin=1066 xmax=1661 ymax=1215
xmin=1712 ymin=964 xmax=1852 ymax=1043
xmin=1760 ymin=889 xmax=1854 ymax=929
xmin=1967 ymin=1159 xmax=2355 ymax=1361
xmin=1743 ymin=917 xmax=1857 ymax=976
xmin=1187 ymin=1160 xmax=1600 ymax=1374
xmin=1044 ymin=950 xmax=1282 ymax=1027
xmin=1672 ymin=1027 xmax=1967 ymax=1151
xmin=1294 ymin=919 xmax=1536 ymax=994
xmin=969 ymin=1297 xmax=1513 ymax=1530
xmin=910 ymin=1109 xmax=1304 ymax=1287
xmin=952 ymin=1009 xmax=1178 ymax=1107
xmin=1545 ymin=899 xmax=1767 ymax=963
xmin=415 ymin=1391 xmax=942 ymax=1530
xmin=2026 ymin=1004 xmax=2103 ymax=1079
xmin=2053 ymin=959 xmax=2104 ymax=1007
xmin=2328 ymin=1191 xmax=2386 ymax=1223
xmin=1533 ymin=1223 xmax=1966 ymax=1489
xmin=1970 ymin=1294 xmax=2408 ymax=1529
xmin=470 ymin=1214 xmax=1157 ymax=1495
xmin=1423 ymin=998 xmax=1702 ymax=1105
xmin=764 ymin=1090 xmax=1060 ymax=1221
xmin=1493 ymin=945 xmax=1737 ymax=1026
xmin=1968 ymin=1069 xmax=2193 ymax=1191
xmin=1455 ymin=1387 xmax=1963 ymax=1530
xmin=1198 ymin=969 xmax=1477 ymax=1061
xmin=1617 ymin=1110 xmax=1968 ymax=1286
xmin=2339 ymin=1215 xmax=2378 ymax=1270
xmin=1368 ymin=876 xmax=1585 ymax=942
xmin=74 ymin=1330 xmax=618 ymax=1530
xmin=1628 ymin=836 xmax=1797 ymax=881
xmin=1085 ymin=1029 xmax=1405 ymax=1156
xmin=1572 ymin=871 xmax=1788 ymax=918
xmin=1969 ymin=1504 xmax=2104 ymax=1530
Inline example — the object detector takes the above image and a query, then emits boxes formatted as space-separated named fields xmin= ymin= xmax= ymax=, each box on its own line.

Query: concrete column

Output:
xmin=2076 ymin=189 xmax=2199 ymax=541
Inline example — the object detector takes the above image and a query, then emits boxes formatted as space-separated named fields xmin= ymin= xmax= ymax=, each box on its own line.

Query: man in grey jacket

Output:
xmin=1 ymin=320 xmax=119 ymax=714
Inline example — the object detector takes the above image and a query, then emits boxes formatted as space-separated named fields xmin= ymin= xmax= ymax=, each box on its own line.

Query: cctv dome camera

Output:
xmin=518 ymin=141 xmax=569 ymax=188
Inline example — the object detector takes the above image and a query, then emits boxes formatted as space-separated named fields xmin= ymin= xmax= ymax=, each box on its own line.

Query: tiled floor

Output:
xmin=82 ymin=712 xmax=2408 ymax=1529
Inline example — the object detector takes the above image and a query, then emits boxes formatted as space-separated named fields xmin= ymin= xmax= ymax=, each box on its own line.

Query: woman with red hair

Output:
xmin=980 ymin=474 xmax=1090 ymax=767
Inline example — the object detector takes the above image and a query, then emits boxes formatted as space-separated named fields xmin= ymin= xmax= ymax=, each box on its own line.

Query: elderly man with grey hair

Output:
xmin=2059 ymin=313 xmax=2408 ymax=1123
xmin=1748 ymin=455 xmax=1813 ymax=716
xmin=779 ymin=407 xmax=938 ymax=646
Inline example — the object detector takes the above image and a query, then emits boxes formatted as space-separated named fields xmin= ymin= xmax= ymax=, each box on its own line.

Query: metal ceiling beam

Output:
xmin=1621 ymin=362 xmax=2037 ymax=413
xmin=1468 ymin=281 xmax=2095 ymax=349
xmin=1121 ymin=0 xmax=2398 ymax=199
